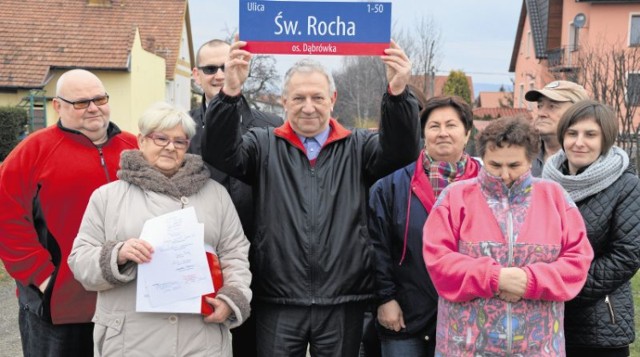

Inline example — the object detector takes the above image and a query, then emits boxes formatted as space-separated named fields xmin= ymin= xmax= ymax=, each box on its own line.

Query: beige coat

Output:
xmin=68 ymin=152 xmax=251 ymax=357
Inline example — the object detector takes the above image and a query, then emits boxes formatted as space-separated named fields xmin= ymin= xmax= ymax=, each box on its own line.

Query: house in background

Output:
xmin=0 ymin=0 xmax=194 ymax=134
xmin=476 ymin=91 xmax=513 ymax=108
xmin=472 ymin=107 xmax=533 ymax=141
xmin=473 ymin=107 xmax=532 ymax=121
xmin=410 ymin=74 xmax=475 ymax=100
xmin=509 ymin=0 xmax=640 ymax=122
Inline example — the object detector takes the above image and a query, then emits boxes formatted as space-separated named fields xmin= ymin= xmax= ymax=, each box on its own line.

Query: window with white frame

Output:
xmin=632 ymin=15 xmax=640 ymax=46
xmin=629 ymin=73 xmax=640 ymax=106
xmin=570 ymin=23 xmax=580 ymax=51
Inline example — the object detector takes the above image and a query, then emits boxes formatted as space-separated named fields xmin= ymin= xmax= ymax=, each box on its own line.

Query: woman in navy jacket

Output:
xmin=368 ymin=95 xmax=481 ymax=356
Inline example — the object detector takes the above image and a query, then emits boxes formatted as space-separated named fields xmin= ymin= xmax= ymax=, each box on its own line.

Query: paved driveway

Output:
xmin=0 ymin=280 xmax=21 ymax=357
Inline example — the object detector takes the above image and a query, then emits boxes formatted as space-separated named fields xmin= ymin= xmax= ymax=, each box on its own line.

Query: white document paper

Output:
xmin=135 ymin=207 xmax=214 ymax=313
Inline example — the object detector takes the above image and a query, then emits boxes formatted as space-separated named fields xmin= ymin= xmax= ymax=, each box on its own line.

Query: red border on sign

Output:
xmin=244 ymin=41 xmax=388 ymax=56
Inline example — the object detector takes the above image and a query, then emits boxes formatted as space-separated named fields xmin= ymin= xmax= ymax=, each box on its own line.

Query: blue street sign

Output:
xmin=239 ymin=1 xmax=392 ymax=55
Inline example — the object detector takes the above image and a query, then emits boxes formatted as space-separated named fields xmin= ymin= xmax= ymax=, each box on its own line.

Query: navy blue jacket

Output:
xmin=368 ymin=153 xmax=480 ymax=340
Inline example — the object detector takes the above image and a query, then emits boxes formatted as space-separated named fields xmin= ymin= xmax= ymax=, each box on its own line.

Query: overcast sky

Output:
xmin=188 ymin=0 xmax=522 ymax=88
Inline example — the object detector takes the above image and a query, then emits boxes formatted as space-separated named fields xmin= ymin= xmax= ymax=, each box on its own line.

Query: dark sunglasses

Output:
xmin=198 ymin=64 xmax=225 ymax=75
xmin=57 ymin=94 xmax=109 ymax=110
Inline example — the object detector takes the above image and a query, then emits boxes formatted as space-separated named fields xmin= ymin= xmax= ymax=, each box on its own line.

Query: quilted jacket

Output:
xmin=564 ymin=167 xmax=640 ymax=348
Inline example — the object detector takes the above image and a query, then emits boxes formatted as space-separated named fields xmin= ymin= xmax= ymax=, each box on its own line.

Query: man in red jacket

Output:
xmin=0 ymin=69 xmax=138 ymax=356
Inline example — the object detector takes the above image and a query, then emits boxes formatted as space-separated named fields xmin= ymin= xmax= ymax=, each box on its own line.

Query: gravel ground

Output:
xmin=0 ymin=280 xmax=21 ymax=357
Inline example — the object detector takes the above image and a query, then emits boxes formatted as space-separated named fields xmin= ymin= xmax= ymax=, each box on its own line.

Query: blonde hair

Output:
xmin=138 ymin=102 xmax=196 ymax=138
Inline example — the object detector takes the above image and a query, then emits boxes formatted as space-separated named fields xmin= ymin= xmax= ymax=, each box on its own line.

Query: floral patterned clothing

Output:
xmin=423 ymin=168 xmax=594 ymax=357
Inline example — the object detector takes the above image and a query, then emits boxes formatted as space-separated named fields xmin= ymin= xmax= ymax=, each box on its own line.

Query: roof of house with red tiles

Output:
xmin=0 ymin=0 xmax=189 ymax=89
xmin=473 ymin=107 xmax=532 ymax=120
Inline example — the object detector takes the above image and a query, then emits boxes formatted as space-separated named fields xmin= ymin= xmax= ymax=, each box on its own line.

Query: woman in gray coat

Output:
xmin=68 ymin=102 xmax=251 ymax=357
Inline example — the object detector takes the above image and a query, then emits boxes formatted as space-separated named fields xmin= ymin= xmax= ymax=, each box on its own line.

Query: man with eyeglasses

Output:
xmin=190 ymin=38 xmax=282 ymax=357
xmin=0 ymin=69 xmax=138 ymax=356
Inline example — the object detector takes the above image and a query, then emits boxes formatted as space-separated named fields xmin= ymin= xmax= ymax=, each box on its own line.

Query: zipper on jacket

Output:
xmin=605 ymin=295 xmax=616 ymax=324
xmin=506 ymin=302 xmax=513 ymax=356
xmin=97 ymin=147 xmax=111 ymax=182
xmin=507 ymin=209 xmax=514 ymax=265
xmin=309 ymin=166 xmax=317 ymax=304
xmin=506 ymin=193 xmax=514 ymax=356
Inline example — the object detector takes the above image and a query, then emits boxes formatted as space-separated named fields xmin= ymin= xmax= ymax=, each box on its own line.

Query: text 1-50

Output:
xmin=367 ymin=4 xmax=384 ymax=13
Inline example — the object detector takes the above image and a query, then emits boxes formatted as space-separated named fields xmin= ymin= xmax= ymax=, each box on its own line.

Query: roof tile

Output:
xmin=473 ymin=107 xmax=532 ymax=120
xmin=0 ymin=0 xmax=187 ymax=88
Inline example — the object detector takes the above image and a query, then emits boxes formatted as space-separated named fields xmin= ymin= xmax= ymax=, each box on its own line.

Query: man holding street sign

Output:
xmin=201 ymin=32 xmax=419 ymax=355
xmin=240 ymin=0 xmax=392 ymax=55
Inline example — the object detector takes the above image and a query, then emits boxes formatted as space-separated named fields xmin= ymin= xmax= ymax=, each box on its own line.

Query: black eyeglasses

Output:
xmin=198 ymin=64 xmax=225 ymax=75
xmin=145 ymin=133 xmax=190 ymax=150
xmin=57 ymin=94 xmax=109 ymax=110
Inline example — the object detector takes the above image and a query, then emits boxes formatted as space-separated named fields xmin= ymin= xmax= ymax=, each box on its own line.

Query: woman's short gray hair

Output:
xmin=282 ymin=58 xmax=336 ymax=97
xmin=138 ymin=102 xmax=196 ymax=139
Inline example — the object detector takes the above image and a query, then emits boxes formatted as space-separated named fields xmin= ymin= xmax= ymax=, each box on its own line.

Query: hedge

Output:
xmin=0 ymin=107 xmax=28 ymax=161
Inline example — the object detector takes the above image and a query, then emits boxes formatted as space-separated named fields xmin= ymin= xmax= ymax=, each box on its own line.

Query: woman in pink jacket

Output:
xmin=423 ymin=116 xmax=594 ymax=357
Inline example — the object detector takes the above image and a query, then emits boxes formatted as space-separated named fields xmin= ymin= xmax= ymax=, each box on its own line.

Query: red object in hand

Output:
xmin=201 ymin=250 xmax=224 ymax=316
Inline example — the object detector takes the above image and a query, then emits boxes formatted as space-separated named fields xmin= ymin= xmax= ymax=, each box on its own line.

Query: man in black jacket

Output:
xmin=202 ymin=38 xmax=420 ymax=357
xmin=189 ymin=39 xmax=282 ymax=357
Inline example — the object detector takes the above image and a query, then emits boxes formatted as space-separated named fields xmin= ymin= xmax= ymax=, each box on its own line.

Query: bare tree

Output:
xmin=393 ymin=25 xmax=418 ymax=68
xmin=571 ymin=39 xmax=640 ymax=164
xmin=332 ymin=15 xmax=442 ymax=125
xmin=221 ymin=27 xmax=280 ymax=109
xmin=244 ymin=55 xmax=280 ymax=109
xmin=395 ymin=16 xmax=442 ymax=97
xmin=332 ymin=56 xmax=387 ymax=127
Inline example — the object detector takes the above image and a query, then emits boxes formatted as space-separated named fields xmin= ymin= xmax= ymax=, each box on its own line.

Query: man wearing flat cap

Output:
xmin=525 ymin=80 xmax=589 ymax=176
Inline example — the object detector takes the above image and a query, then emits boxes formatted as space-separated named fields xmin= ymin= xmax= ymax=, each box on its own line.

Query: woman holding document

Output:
xmin=68 ymin=102 xmax=251 ymax=357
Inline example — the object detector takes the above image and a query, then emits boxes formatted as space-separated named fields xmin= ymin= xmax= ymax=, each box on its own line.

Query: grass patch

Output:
xmin=632 ymin=273 xmax=640 ymax=356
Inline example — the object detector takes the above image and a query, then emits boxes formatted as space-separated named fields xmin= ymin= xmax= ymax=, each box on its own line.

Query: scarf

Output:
xmin=117 ymin=150 xmax=211 ymax=199
xmin=398 ymin=151 xmax=479 ymax=265
xmin=423 ymin=151 xmax=470 ymax=198
xmin=542 ymin=146 xmax=629 ymax=202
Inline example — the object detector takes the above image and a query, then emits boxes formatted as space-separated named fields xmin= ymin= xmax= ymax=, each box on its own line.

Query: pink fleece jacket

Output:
xmin=423 ymin=169 xmax=593 ymax=356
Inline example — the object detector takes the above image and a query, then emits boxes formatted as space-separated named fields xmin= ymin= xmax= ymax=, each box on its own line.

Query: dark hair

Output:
xmin=420 ymin=96 xmax=473 ymax=137
xmin=195 ymin=39 xmax=230 ymax=67
xmin=476 ymin=116 xmax=540 ymax=161
xmin=557 ymin=100 xmax=618 ymax=155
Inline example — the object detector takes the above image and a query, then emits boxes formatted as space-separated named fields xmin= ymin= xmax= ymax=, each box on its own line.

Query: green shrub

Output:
xmin=631 ymin=273 xmax=640 ymax=356
xmin=0 ymin=107 xmax=28 ymax=161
